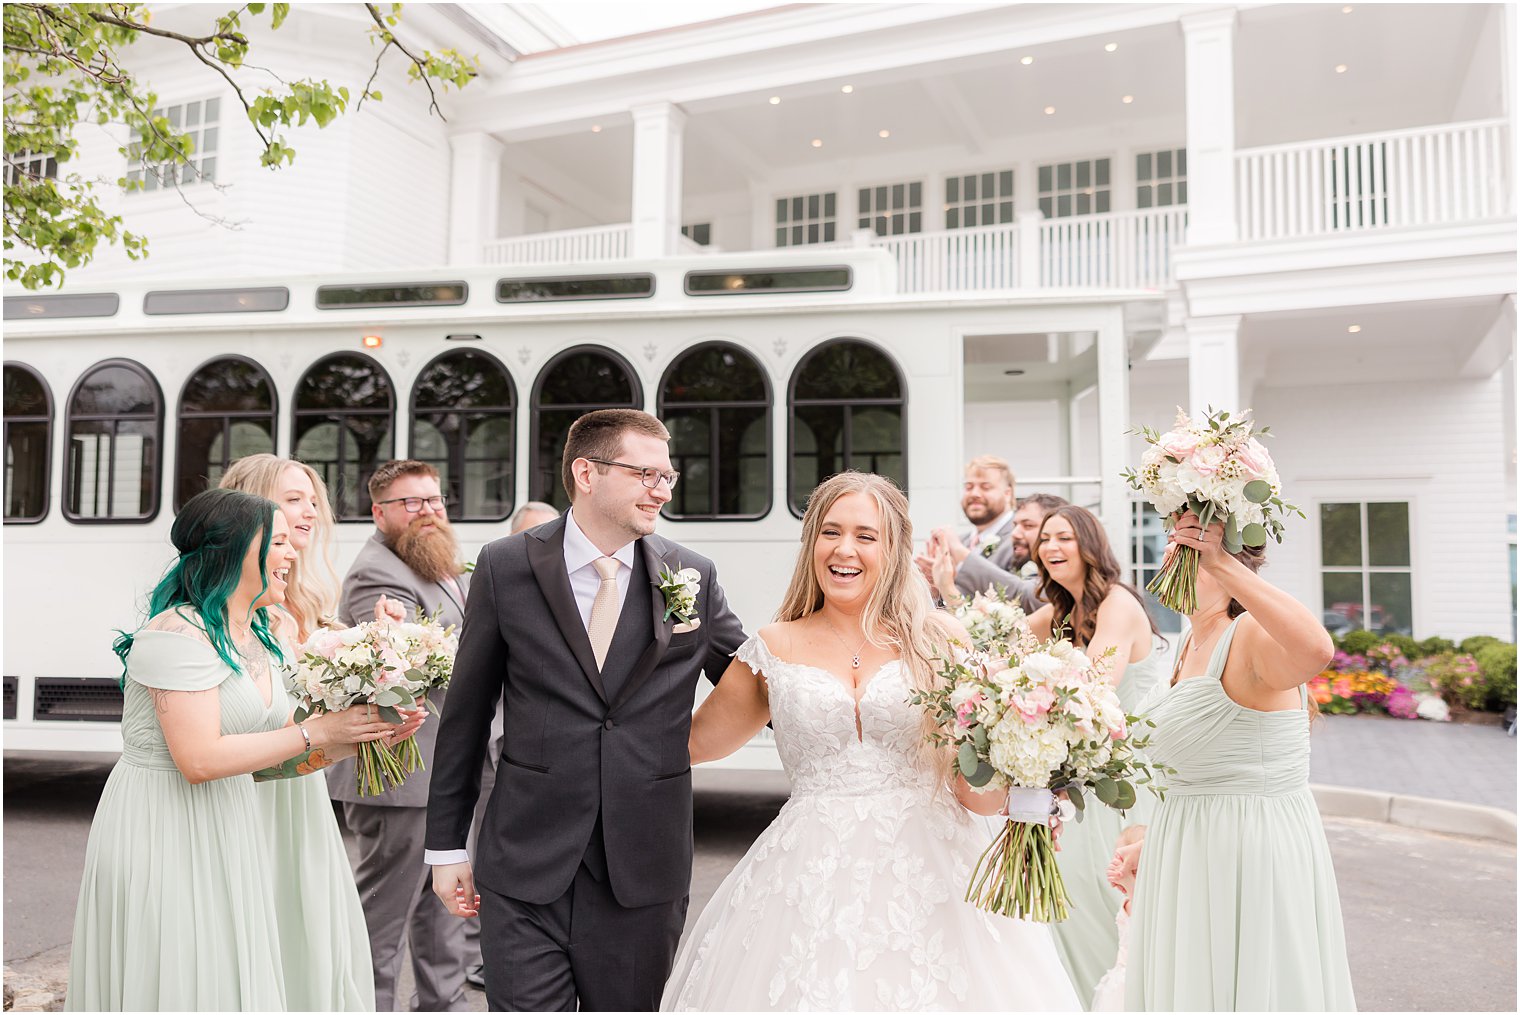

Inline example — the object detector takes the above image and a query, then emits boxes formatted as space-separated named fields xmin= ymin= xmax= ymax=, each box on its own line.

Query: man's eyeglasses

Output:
xmin=586 ymin=458 xmax=680 ymax=490
xmin=375 ymin=494 xmax=448 ymax=513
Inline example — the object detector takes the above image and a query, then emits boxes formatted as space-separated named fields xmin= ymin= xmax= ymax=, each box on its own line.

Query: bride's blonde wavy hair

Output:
xmin=776 ymin=471 xmax=958 ymax=772
xmin=219 ymin=454 xmax=340 ymax=642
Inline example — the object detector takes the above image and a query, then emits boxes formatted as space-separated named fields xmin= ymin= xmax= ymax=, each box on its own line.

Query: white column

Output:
xmin=1181 ymin=9 xmax=1237 ymax=245
xmin=630 ymin=102 xmax=687 ymax=258
xmin=1095 ymin=309 xmax=1132 ymax=579
xmin=1187 ymin=314 xmax=1242 ymax=415
xmin=447 ymin=132 xmax=504 ymax=265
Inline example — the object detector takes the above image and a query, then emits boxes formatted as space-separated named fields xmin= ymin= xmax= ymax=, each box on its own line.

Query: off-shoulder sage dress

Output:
xmin=254 ymin=652 xmax=375 ymax=1010
xmin=1124 ymin=618 xmax=1356 ymax=1011
xmin=66 ymin=631 xmax=289 ymax=1011
xmin=1050 ymin=634 xmax=1169 ymax=1008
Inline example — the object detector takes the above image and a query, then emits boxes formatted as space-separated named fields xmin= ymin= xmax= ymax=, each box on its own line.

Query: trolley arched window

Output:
xmin=411 ymin=350 xmax=516 ymax=522
xmin=531 ymin=346 xmax=642 ymax=512
xmin=64 ymin=358 xmax=163 ymax=522
xmin=788 ymin=339 xmax=906 ymax=515
xmin=4 ymin=363 xmax=52 ymax=523
xmin=175 ymin=356 xmax=277 ymax=509
xmin=292 ymin=353 xmax=394 ymax=520
xmin=657 ymin=342 xmax=770 ymax=519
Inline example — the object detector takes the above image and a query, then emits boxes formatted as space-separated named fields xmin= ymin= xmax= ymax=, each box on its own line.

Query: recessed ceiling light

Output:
xmin=769 ymin=95 xmax=781 ymax=105
xmin=841 ymin=84 xmax=854 ymax=94
xmin=811 ymin=138 xmax=823 ymax=148
xmin=878 ymin=129 xmax=891 ymax=139
xmin=1044 ymin=105 xmax=1056 ymax=115
xmin=1104 ymin=42 xmax=1118 ymax=52
xmin=1335 ymin=64 xmax=1348 ymax=73
xmin=1348 ymin=324 xmax=1362 ymax=333
xmin=1342 ymin=4 xmax=1353 ymax=11
xmin=1122 ymin=95 xmax=1134 ymax=104
xmin=1021 ymin=56 xmax=1034 ymax=65
xmin=590 ymin=124 xmax=602 ymax=133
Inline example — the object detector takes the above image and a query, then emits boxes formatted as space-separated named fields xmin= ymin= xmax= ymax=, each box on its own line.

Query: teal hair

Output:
xmin=114 ymin=488 xmax=285 ymax=684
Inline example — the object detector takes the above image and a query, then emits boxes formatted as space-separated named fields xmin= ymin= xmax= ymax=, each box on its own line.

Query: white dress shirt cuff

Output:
xmin=424 ymin=848 xmax=471 ymax=866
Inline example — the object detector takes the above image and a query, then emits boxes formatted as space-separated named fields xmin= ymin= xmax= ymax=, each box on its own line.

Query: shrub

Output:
xmin=1474 ymin=643 xmax=1517 ymax=710
xmin=1338 ymin=630 xmax=1380 ymax=655
xmin=1419 ymin=636 xmax=1457 ymax=656
xmin=1460 ymin=635 xmax=1504 ymax=656
xmin=1423 ymin=653 xmax=1488 ymax=711
xmin=1379 ymin=634 xmax=1421 ymax=659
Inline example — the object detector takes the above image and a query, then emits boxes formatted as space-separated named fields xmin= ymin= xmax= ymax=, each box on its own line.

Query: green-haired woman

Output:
xmin=65 ymin=489 xmax=397 ymax=1011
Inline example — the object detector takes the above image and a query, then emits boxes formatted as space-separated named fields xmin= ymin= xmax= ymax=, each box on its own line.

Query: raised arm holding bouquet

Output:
xmin=1124 ymin=407 xmax=1302 ymax=614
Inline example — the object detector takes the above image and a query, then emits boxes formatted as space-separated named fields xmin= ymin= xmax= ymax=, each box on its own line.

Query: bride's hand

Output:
xmin=373 ymin=595 xmax=407 ymax=624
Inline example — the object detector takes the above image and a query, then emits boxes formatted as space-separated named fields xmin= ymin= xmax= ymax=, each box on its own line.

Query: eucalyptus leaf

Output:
xmin=378 ymin=704 xmax=403 ymax=724
xmin=966 ymin=761 xmax=996 ymax=788
xmin=1243 ymin=479 xmax=1272 ymax=504
xmin=1094 ymin=777 xmax=1119 ymax=806
xmin=1242 ymin=522 xmax=1268 ymax=546
xmin=1113 ymin=781 xmax=1137 ymax=810
xmin=958 ymin=741 xmax=979 ymax=778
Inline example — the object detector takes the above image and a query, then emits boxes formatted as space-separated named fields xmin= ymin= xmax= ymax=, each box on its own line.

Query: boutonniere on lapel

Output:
xmin=979 ymin=536 xmax=1002 ymax=559
xmin=461 ymin=560 xmax=476 ymax=573
xmin=658 ymin=565 xmax=702 ymax=633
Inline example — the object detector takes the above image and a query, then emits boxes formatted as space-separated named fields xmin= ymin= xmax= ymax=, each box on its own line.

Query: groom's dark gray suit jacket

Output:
xmin=425 ymin=514 xmax=744 ymax=909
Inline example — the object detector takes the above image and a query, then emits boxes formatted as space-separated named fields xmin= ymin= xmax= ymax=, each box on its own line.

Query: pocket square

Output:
xmin=672 ymin=619 xmax=702 ymax=634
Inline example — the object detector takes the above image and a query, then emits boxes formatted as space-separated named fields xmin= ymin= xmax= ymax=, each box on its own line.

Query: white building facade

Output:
xmin=6 ymin=2 xmax=1516 ymax=658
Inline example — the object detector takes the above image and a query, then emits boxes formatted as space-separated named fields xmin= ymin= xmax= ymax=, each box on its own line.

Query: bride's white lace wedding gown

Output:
xmin=661 ymin=635 xmax=1081 ymax=1011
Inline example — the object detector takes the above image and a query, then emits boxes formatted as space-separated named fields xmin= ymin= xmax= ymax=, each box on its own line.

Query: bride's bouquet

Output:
xmin=294 ymin=613 xmax=458 ymax=796
xmin=952 ymin=587 xmax=1027 ymax=654
xmin=1124 ymin=406 xmax=1301 ymax=614
xmin=912 ymin=613 xmax=1164 ymax=922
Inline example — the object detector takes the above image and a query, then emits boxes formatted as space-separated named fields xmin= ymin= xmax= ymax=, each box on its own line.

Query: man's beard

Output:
xmin=390 ymin=516 xmax=461 ymax=584
xmin=1010 ymin=540 xmax=1031 ymax=570
xmin=963 ymin=499 xmax=1002 ymax=526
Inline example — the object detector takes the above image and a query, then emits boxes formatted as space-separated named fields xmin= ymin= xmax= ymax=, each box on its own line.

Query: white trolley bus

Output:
xmin=4 ymin=248 xmax=1157 ymax=762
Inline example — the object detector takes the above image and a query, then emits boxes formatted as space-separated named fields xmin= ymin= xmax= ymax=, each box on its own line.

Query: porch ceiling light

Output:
xmin=1342 ymin=5 xmax=1353 ymax=11
xmin=1348 ymin=324 xmax=1362 ymax=333
xmin=1044 ymin=106 xmax=1056 ymax=115
xmin=1021 ymin=56 xmax=1034 ymax=65
xmin=591 ymin=124 xmax=602 ymax=132
xmin=1104 ymin=42 xmax=1118 ymax=52
xmin=1122 ymin=95 xmax=1134 ymax=104
xmin=811 ymin=138 xmax=823 ymax=147
xmin=1335 ymin=64 xmax=1348 ymax=73
xmin=879 ymin=129 xmax=891 ymax=138
xmin=362 ymin=334 xmax=383 ymax=349
xmin=841 ymin=84 xmax=854 ymax=93
xmin=769 ymin=95 xmax=781 ymax=105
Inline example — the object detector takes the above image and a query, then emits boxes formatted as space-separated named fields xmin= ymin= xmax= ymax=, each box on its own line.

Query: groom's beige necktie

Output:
xmin=587 ymin=555 xmax=621 ymax=670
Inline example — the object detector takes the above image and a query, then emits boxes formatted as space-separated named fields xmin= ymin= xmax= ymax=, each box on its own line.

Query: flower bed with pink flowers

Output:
xmin=1309 ymin=632 xmax=1516 ymax=723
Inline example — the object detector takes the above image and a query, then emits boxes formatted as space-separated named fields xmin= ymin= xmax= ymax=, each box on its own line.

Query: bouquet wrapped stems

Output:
xmin=355 ymin=740 xmax=409 ymax=797
xmin=1146 ymin=542 xmax=1201 ymax=616
xmin=965 ymin=790 xmax=1071 ymax=923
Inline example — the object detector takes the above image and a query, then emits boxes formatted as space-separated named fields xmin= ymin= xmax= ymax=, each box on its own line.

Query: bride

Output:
xmin=661 ymin=471 xmax=1080 ymax=1011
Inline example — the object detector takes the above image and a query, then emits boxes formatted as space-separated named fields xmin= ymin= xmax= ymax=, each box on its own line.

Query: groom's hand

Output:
xmin=432 ymin=861 xmax=480 ymax=918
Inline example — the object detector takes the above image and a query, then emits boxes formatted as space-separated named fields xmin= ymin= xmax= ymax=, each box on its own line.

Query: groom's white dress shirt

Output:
xmin=425 ymin=507 xmax=638 ymax=867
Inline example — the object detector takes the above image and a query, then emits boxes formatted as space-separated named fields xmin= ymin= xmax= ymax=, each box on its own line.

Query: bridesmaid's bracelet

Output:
xmin=297 ymin=722 xmax=311 ymax=753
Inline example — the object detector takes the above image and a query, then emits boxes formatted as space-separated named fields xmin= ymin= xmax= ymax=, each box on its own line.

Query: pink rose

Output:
xmin=1233 ymin=437 xmax=1272 ymax=479
xmin=1188 ymin=444 xmax=1227 ymax=476
xmin=1159 ymin=430 xmax=1200 ymax=461
xmin=304 ymin=628 xmax=344 ymax=660
xmin=1014 ymin=686 xmax=1056 ymax=723
xmin=954 ymin=692 xmax=986 ymax=728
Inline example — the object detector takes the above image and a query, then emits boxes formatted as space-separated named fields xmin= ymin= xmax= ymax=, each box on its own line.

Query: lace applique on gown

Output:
xmin=661 ymin=634 xmax=1081 ymax=1012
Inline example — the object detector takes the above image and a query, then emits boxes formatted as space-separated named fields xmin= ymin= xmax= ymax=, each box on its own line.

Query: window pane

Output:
xmin=1369 ymin=572 xmax=1413 ymax=635
xmin=1157 ymin=183 xmax=1172 ymax=205
xmin=1367 ymin=502 xmax=1411 ymax=566
xmin=67 ymin=421 xmax=156 ymax=519
xmin=1322 ymin=572 xmax=1364 ymax=633
xmin=792 ymin=341 xmax=902 ymax=400
xmin=964 ymin=205 xmax=978 ymax=228
xmin=1157 ymin=150 xmax=1172 ymax=177
xmin=4 ymin=420 xmax=49 ymax=520
xmin=176 ymin=417 xmax=274 ymax=508
xmin=413 ymin=350 xmax=515 ymax=410
xmin=823 ymin=192 xmax=835 ymax=217
xmin=297 ymin=355 xmax=390 ymax=411
xmin=999 ymin=170 xmax=1013 ymax=194
xmin=1096 ymin=190 xmax=1111 ymax=213
xmin=1138 ymin=186 xmax=1153 ymax=209
xmin=775 ymin=227 xmax=787 ymax=247
xmin=4 ymin=366 xmax=48 ymax=416
xmin=808 ymin=194 xmax=820 ymax=218
xmin=1096 ymin=159 xmax=1110 ymax=186
xmin=823 ymin=222 xmax=836 ymax=242
xmin=807 ymin=223 xmax=820 ymax=243
xmin=534 ymin=350 xmax=636 ymax=406
xmin=776 ymin=198 xmax=788 ymax=223
xmin=965 ymin=175 xmax=978 ymax=200
xmin=1178 ymin=181 xmax=1188 ymax=204
xmin=661 ymin=344 xmax=766 ymax=403
xmin=1038 ymin=165 xmax=1053 ymax=192
xmin=72 ymin=364 xmax=156 ymax=416
xmin=909 ymin=211 xmax=922 ymax=232
xmin=180 ymin=358 xmax=274 ymax=413
xmin=293 ymin=413 xmax=392 ymax=519
xmin=858 ymin=188 xmax=870 ymax=214
xmin=1057 ymin=194 xmax=1071 ymax=217
xmin=1137 ymin=153 xmax=1153 ymax=182
xmin=909 ymin=181 xmax=922 ymax=205
xmin=847 ymin=406 xmax=904 ymax=483
xmin=1057 ymin=164 xmax=1071 ymax=189
xmin=946 ymin=208 xmax=960 ymax=229
xmin=790 ymin=405 xmax=844 ymax=512
xmin=1076 ymin=162 xmax=1091 ymax=187
xmin=1039 ymin=197 xmax=1054 ymax=218
xmin=1076 ymin=193 xmax=1091 ymax=215
xmin=462 ymin=416 xmax=514 ymax=519
xmin=792 ymin=196 xmax=803 ymax=219
xmin=999 ymin=201 xmax=1013 ymax=223
xmin=891 ymin=183 xmax=904 ymax=207
xmin=534 ymin=408 xmax=580 ymax=511
xmin=1177 ymin=148 xmax=1187 ymax=175
xmin=1320 ymin=503 xmax=1362 ymax=566
xmin=946 ymin=177 xmax=960 ymax=202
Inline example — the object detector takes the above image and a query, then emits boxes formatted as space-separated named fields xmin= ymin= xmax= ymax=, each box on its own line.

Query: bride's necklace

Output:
xmin=819 ymin=613 xmax=869 ymax=670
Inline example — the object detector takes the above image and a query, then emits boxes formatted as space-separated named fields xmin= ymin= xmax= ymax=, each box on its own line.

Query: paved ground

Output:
xmin=4 ymin=758 xmax=1516 ymax=1012
xmin=1309 ymin=713 xmax=1516 ymax=811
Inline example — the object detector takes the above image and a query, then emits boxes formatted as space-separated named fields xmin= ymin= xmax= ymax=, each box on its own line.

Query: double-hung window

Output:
xmin=127 ymin=97 xmax=220 ymax=192
xmin=1319 ymin=501 xmax=1414 ymax=635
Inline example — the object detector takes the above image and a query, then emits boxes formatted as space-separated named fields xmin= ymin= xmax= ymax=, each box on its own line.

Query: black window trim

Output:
xmin=684 ymin=265 xmax=854 ymax=296
xmin=291 ymin=350 xmax=397 ymax=523
xmin=785 ymin=337 xmax=908 ymax=519
xmin=62 ymin=356 xmax=165 ymax=525
xmin=409 ymin=347 xmax=518 ymax=523
xmin=495 ymin=272 xmax=656 ymax=304
xmin=528 ymin=344 xmax=644 ymax=508
xmin=174 ymin=354 xmax=280 ymax=511
xmin=3 ymin=361 xmax=53 ymax=525
xmin=656 ymin=340 xmax=773 ymax=522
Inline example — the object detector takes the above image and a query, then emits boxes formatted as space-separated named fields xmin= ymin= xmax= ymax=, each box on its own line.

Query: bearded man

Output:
xmin=330 ymin=459 xmax=472 ymax=1012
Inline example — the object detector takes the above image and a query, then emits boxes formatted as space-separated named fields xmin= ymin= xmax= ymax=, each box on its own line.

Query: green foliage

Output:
xmin=1337 ymin=629 xmax=1381 ymax=655
xmin=1418 ymin=635 xmax=1457 ymax=656
xmin=4 ymin=2 xmax=478 ymax=288
xmin=1474 ymin=643 xmax=1517 ymax=710
xmin=1460 ymin=635 xmax=1504 ymax=656
xmin=1379 ymin=633 xmax=1421 ymax=660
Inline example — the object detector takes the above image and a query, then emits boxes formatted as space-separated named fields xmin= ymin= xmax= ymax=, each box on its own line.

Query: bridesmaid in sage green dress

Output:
xmin=1025 ymin=505 xmax=1170 ymax=1008
xmin=1119 ymin=510 xmax=1355 ymax=1011
xmin=66 ymin=490 xmax=396 ymax=1011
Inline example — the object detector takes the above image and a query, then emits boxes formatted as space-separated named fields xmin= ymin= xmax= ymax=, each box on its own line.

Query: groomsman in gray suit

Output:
xmin=331 ymin=459 xmax=471 ymax=1012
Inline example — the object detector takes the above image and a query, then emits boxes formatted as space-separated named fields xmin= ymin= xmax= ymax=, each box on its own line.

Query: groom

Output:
xmin=426 ymin=408 xmax=745 ymax=1011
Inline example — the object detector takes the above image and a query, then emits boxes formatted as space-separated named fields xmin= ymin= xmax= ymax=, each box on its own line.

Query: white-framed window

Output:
xmin=1137 ymin=147 xmax=1187 ymax=208
xmin=1038 ymin=157 xmax=1111 ymax=218
xmin=774 ymin=192 xmax=837 ymax=247
xmin=127 ymin=97 xmax=221 ymax=193
xmin=857 ymin=181 xmax=922 ymax=236
xmin=1131 ymin=501 xmax=1184 ymax=635
xmin=1319 ymin=501 xmax=1414 ymax=636
xmin=681 ymin=223 xmax=712 ymax=246
xmin=945 ymin=169 xmax=1014 ymax=230
xmin=4 ymin=150 xmax=59 ymax=188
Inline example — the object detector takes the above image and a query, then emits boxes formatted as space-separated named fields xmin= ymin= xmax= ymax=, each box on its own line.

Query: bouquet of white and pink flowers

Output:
xmin=294 ymin=613 xmax=458 ymax=796
xmin=953 ymin=587 xmax=1028 ymax=654
xmin=1124 ymin=406 xmax=1301 ymax=614
xmin=912 ymin=617 xmax=1165 ymax=922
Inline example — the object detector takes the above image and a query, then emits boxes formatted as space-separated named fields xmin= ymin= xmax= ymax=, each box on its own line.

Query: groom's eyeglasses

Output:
xmin=586 ymin=458 xmax=680 ymax=490
xmin=374 ymin=495 xmax=448 ymax=513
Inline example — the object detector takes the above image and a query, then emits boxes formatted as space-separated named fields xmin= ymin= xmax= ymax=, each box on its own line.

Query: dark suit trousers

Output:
xmin=478 ymin=851 xmax=688 ymax=1012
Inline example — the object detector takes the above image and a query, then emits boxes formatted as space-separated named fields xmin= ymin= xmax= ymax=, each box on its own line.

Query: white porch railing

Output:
xmin=483 ymin=223 xmax=631 ymax=265
xmin=1038 ymin=207 xmax=1188 ymax=289
xmin=870 ymin=222 xmax=1021 ymax=293
xmin=1234 ymin=119 xmax=1511 ymax=241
